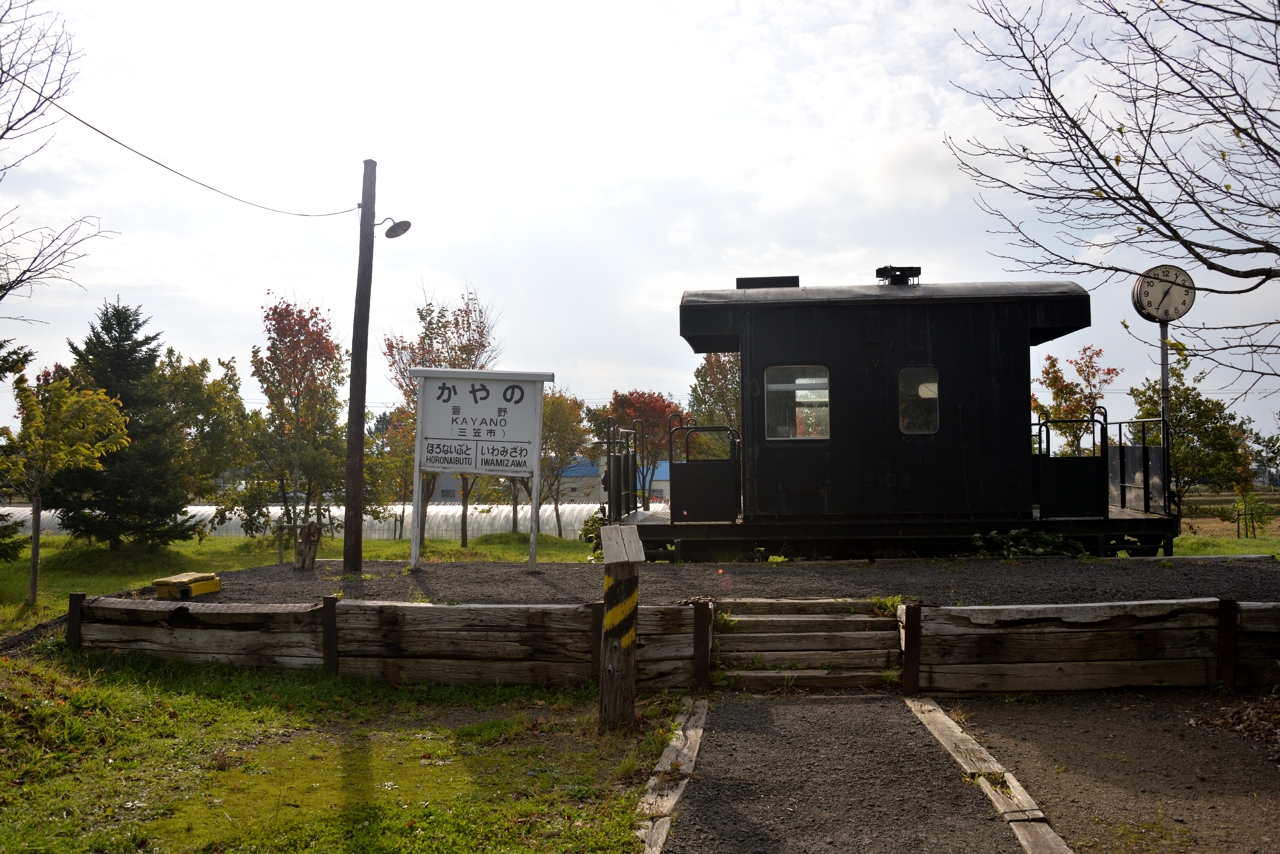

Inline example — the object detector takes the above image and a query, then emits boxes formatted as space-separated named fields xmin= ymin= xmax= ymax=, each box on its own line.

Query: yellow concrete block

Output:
xmin=155 ymin=574 xmax=221 ymax=600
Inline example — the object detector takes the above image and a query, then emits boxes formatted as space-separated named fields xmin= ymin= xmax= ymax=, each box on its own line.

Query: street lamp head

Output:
xmin=376 ymin=218 xmax=411 ymax=238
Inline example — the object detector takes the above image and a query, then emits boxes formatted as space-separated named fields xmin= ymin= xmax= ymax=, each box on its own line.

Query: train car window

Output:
xmin=764 ymin=366 xmax=830 ymax=439
xmin=898 ymin=366 xmax=939 ymax=434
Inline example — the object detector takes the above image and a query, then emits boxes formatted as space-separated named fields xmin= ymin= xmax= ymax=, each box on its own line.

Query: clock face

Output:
xmin=1132 ymin=265 xmax=1196 ymax=322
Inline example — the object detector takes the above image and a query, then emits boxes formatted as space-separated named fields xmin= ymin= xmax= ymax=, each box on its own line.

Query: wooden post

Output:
xmin=342 ymin=158 xmax=378 ymax=575
xmin=295 ymin=521 xmax=322 ymax=571
xmin=67 ymin=592 xmax=85 ymax=650
xmin=599 ymin=525 xmax=643 ymax=732
xmin=693 ymin=598 xmax=713 ymax=690
xmin=323 ymin=595 xmax=339 ymax=675
xmin=589 ymin=599 xmax=604 ymax=677
xmin=1217 ymin=598 xmax=1238 ymax=691
xmin=903 ymin=602 xmax=922 ymax=696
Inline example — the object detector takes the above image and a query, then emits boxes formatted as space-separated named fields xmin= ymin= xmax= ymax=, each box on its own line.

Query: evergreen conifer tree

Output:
xmin=46 ymin=300 xmax=203 ymax=548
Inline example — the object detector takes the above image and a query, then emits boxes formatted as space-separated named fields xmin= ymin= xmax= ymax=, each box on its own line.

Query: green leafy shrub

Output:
xmin=1232 ymin=493 xmax=1274 ymax=534
xmin=970 ymin=528 xmax=1086 ymax=558
xmin=579 ymin=505 xmax=604 ymax=553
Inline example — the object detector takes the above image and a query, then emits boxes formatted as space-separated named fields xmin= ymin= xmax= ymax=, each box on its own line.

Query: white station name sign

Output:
xmin=413 ymin=369 xmax=553 ymax=476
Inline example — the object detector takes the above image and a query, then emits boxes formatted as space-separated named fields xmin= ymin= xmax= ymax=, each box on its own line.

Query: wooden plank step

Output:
xmin=716 ymin=598 xmax=881 ymax=615
xmin=723 ymin=614 xmax=896 ymax=634
xmin=718 ymin=649 xmax=900 ymax=670
xmin=721 ymin=669 xmax=889 ymax=690
xmin=717 ymin=631 xmax=900 ymax=653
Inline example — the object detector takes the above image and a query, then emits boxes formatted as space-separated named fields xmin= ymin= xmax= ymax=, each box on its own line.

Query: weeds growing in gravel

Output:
xmin=870 ymin=595 xmax=902 ymax=617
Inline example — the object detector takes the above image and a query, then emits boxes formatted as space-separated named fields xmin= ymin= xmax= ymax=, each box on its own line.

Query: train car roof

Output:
xmin=681 ymin=280 xmax=1087 ymax=306
xmin=680 ymin=280 xmax=1091 ymax=351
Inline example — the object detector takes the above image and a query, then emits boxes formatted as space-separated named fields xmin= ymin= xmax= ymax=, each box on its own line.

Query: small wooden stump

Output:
xmin=294 ymin=521 xmax=322 ymax=571
xmin=599 ymin=525 xmax=643 ymax=732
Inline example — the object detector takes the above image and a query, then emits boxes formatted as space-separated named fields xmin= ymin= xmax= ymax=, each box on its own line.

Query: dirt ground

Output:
xmin=936 ymin=690 xmax=1280 ymax=854
xmin=183 ymin=554 xmax=1280 ymax=608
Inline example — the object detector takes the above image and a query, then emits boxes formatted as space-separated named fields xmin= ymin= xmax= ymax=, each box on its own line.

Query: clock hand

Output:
xmin=1156 ymin=283 xmax=1173 ymax=308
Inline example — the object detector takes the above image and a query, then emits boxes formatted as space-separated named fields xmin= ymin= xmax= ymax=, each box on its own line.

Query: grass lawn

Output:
xmin=0 ymin=533 xmax=593 ymax=640
xmin=1171 ymin=533 xmax=1280 ymax=556
xmin=0 ymin=637 xmax=680 ymax=853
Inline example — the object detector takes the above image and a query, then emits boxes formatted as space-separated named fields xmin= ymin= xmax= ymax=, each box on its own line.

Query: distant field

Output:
xmin=1182 ymin=488 xmax=1279 ymax=516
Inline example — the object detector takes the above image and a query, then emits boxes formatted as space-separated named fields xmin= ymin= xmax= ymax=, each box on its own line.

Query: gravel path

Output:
xmin=189 ymin=555 xmax=1280 ymax=606
xmin=663 ymin=695 xmax=1022 ymax=854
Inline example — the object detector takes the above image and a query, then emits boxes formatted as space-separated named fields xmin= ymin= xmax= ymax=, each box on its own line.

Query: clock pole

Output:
xmin=1160 ymin=320 xmax=1170 ymax=439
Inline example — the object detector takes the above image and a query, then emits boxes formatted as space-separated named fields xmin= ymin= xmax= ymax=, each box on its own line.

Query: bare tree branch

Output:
xmin=0 ymin=0 xmax=104 ymax=373
xmin=953 ymin=0 xmax=1280 ymax=384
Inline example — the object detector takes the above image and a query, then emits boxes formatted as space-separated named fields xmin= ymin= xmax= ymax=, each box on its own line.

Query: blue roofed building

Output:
xmin=559 ymin=458 xmax=670 ymax=504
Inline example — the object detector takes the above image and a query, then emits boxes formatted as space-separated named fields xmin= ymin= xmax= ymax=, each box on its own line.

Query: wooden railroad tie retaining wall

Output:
xmin=898 ymin=598 xmax=1280 ymax=694
xmin=67 ymin=594 xmax=1280 ymax=694
xmin=1238 ymin=602 xmax=1280 ymax=689
xmin=71 ymin=595 xmax=703 ymax=689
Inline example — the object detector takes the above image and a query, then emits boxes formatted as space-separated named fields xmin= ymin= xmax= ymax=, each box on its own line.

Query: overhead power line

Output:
xmin=2 ymin=70 xmax=357 ymax=218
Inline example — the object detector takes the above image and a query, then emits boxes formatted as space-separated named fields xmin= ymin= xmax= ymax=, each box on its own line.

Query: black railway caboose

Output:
xmin=621 ymin=272 xmax=1176 ymax=558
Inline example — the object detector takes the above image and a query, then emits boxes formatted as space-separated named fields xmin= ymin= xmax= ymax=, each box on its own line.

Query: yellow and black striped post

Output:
xmin=598 ymin=525 xmax=643 ymax=732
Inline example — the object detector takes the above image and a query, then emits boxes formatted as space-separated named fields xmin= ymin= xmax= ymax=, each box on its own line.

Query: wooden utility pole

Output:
xmin=343 ymin=160 xmax=378 ymax=573
xmin=599 ymin=525 xmax=643 ymax=732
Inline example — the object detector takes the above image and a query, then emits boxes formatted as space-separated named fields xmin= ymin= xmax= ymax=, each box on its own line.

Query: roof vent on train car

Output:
xmin=876 ymin=266 xmax=920 ymax=285
xmin=736 ymin=276 xmax=800 ymax=289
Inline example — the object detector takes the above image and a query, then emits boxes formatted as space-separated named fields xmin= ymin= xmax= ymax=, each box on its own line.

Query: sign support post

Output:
xmin=529 ymin=386 xmax=545 ymax=570
xmin=408 ymin=368 xmax=554 ymax=569
xmin=409 ymin=376 xmax=427 ymax=568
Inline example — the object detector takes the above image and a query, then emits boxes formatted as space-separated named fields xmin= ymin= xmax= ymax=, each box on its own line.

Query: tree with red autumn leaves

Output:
xmin=588 ymin=389 xmax=684 ymax=506
xmin=243 ymin=296 xmax=348 ymax=536
xmin=1031 ymin=345 xmax=1121 ymax=456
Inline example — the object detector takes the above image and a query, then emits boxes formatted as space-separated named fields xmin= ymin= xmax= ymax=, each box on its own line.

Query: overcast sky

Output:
xmin=4 ymin=0 xmax=1277 ymax=429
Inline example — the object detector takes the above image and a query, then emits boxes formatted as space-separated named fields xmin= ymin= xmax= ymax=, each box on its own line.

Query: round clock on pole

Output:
xmin=1133 ymin=264 xmax=1194 ymax=482
xmin=1132 ymin=264 xmax=1196 ymax=322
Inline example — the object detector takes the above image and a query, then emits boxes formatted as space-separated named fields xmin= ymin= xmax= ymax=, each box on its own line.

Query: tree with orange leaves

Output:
xmin=1031 ymin=345 xmax=1121 ymax=456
